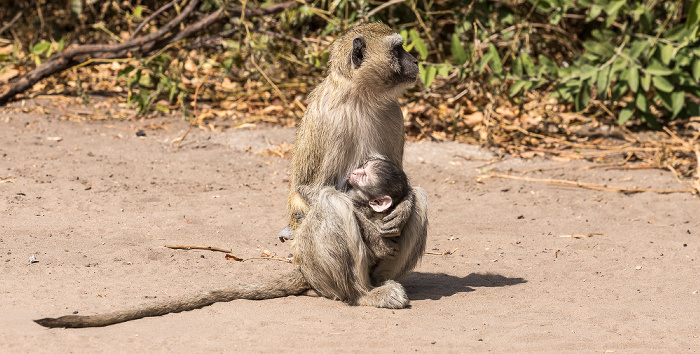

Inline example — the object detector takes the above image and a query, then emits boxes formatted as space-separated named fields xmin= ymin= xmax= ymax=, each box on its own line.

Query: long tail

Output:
xmin=34 ymin=269 xmax=309 ymax=328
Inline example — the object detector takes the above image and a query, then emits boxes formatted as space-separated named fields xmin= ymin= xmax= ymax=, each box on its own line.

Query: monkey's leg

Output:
xmin=356 ymin=280 xmax=409 ymax=309
xmin=370 ymin=187 xmax=429 ymax=284
xmin=293 ymin=187 xmax=371 ymax=303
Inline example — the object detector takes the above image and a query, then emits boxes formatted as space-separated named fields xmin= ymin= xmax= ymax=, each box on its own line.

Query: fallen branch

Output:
xmin=477 ymin=173 xmax=697 ymax=194
xmin=0 ymin=0 xmax=311 ymax=105
xmin=165 ymin=245 xmax=232 ymax=253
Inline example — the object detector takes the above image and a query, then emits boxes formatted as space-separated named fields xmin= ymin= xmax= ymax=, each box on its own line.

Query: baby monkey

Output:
xmin=344 ymin=156 xmax=412 ymax=262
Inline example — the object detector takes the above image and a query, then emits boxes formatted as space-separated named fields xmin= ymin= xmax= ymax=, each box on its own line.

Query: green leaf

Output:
xmin=604 ymin=0 xmax=625 ymax=15
xmin=512 ymin=55 xmax=523 ymax=77
xmin=133 ymin=5 xmax=143 ymax=17
xmin=629 ymin=40 xmax=649 ymax=59
xmin=521 ymin=53 xmax=535 ymax=76
xmin=437 ymin=63 xmax=451 ymax=77
xmin=580 ymin=65 xmax=597 ymax=80
xmin=659 ymin=44 xmax=674 ymax=66
xmin=510 ymin=80 xmax=528 ymax=97
xmin=31 ymin=41 xmax=50 ymax=55
xmin=645 ymin=60 xmax=673 ymax=76
xmin=550 ymin=11 xmax=563 ymax=25
xmin=618 ymin=106 xmax=634 ymax=125
xmin=118 ymin=65 xmax=135 ymax=78
xmin=596 ymin=65 xmax=612 ymax=99
xmin=628 ymin=66 xmax=639 ymax=92
xmin=687 ymin=0 xmax=700 ymax=29
xmin=641 ymin=73 xmax=651 ymax=92
xmin=671 ymin=91 xmax=685 ymax=119
xmin=424 ymin=65 xmax=437 ymax=87
xmin=409 ymin=29 xmax=428 ymax=60
xmin=692 ymin=59 xmax=700 ymax=82
xmin=652 ymin=76 xmax=674 ymax=92
xmin=657 ymin=92 xmax=673 ymax=111
xmin=611 ymin=80 xmax=629 ymax=102
xmin=635 ymin=92 xmax=649 ymax=113
xmin=57 ymin=37 xmax=67 ymax=52
xmin=487 ymin=44 xmax=502 ymax=74
xmin=478 ymin=51 xmax=492 ymax=72
xmin=583 ymin=41 xmax=614 ymax=57
xmin=451 ymin=33 xmax=467 ymax=66
xmin=129 ymin=69 xmax=142 ymax=89
xmin=587 ymin=4 xmax=603 ymax=22
xmin=575 ymin=81 xmax=590 ymax=111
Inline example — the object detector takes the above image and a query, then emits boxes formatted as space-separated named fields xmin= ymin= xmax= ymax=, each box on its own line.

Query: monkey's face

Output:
xmin=347 ymin=162 xmax=394 ymax=213
xmin=330 ymin=23 xmax=419 ymax=96
xmin=351 ymin=34 xmax=419 ymax=91
xmin=348 ymin=162 xmax=373 ymax=191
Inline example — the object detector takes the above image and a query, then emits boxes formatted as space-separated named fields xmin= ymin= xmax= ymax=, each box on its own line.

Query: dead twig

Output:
xmin=452 ymin=154 xmax=496 ymax=162
xmin=226 ymin=255 xmax=292 ymax=263
xmin=424 ymin=248 xmax=459 ymax=256
xmin=560 ymin=233 xmax=605 ymax=238
xmin=477 ymin=173 xmax=696 ymax=194
xmin=519 ymin=164 xmax=570 ymax=174
xmin=132 ymin=0 xmax=178 ymax=38
xmin=364 ymin=0 xmax=408 ymax=18
xmin=165 ymin=245 xmax=232 ymax=253
xmin=0 ymin=11 xmax=23 ymax=36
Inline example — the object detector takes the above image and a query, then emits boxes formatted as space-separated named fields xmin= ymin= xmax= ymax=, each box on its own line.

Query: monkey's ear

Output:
xmin=369 ymin=196 xmax=392 ymax=213
xmin=351 ymin=37 xmax=366 ymax=69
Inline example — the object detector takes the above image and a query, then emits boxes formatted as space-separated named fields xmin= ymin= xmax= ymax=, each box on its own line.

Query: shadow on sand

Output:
xmin=401 ymin=272 xmax=527 ymax=301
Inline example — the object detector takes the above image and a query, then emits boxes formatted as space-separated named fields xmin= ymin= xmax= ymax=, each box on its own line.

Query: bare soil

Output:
xmin=1 ymin=98 xmax=698 ymax=352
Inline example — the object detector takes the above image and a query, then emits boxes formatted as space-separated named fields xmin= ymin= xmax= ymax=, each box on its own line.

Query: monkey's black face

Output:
xmin=393 ymin=45 xmax=419 ymax=84
xmin=346 ymin=32 xmax=419 ymax=91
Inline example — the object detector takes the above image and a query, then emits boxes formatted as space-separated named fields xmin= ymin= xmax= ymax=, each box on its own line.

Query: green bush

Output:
xmin=393 ymin=0 xmax=700 ymax=128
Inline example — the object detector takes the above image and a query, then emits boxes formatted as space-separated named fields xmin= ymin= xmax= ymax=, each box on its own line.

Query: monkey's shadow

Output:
xmin=401 ymin=272 xmax=527 ymax=301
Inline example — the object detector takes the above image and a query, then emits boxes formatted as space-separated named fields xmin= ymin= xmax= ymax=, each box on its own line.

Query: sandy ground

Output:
xmin=1 ymin=98 xmax=699 ymax=352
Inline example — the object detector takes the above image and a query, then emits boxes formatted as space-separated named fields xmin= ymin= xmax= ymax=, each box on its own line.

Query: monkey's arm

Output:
xmin=376 ymin=189 xmax=416 ymax=237
xmin=354 ymin=210 xmax=398 ymax=259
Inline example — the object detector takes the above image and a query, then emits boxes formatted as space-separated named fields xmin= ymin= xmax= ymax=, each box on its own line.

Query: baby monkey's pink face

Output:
xmin=347 ymin=160 xmax=375 ymax=189
xmin=346 ymin=160 xmax=393 ymax=213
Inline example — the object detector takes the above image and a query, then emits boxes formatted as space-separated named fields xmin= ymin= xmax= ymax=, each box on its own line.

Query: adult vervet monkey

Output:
xmin=288 ymin=22 xmax=428 ymax=306
xmin=34 ymin=22 xmax=428 ymax=329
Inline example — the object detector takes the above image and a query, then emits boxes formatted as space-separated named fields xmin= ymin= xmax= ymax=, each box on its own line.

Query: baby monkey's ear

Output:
xmin=369 ymin=195 xmax=392 ymax=212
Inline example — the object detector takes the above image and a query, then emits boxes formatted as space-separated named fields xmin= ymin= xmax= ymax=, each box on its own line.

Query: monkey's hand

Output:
xmin=355 ymin=211 xmax=398 ymax=259
xmin=377 ymin=189 xmax=415 ymax=237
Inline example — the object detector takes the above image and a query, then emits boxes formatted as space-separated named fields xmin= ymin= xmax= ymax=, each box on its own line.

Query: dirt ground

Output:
xmin=1 ymin=98 xmax=698 ymax=352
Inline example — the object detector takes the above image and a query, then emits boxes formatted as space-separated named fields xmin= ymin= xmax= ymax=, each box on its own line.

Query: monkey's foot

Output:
xmin=278 ymin=227 xmax=294 ymax=242
xmin=357 ymin=280 xmax=409 ymax=309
